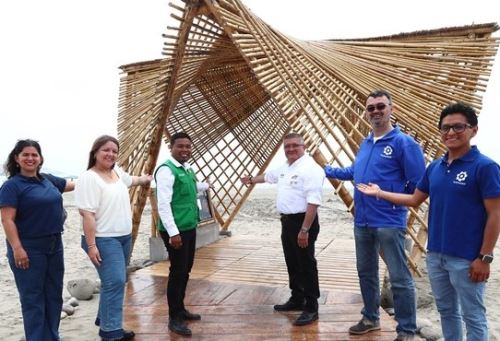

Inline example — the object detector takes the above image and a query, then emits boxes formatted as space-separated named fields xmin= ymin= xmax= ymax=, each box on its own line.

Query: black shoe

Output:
xmin=293 ymin=311 xmax=318 ymax=326
xmin=122 ymin=330 xmax=135 ymax=340
xmin=182 ymin=309 xmax=201 ymax=320
xmin=101 ymin=330 xmax=135 ymax=341
xmin=168 ymin=318 xmax=192 ymax=336
xmin=274 ymin=299 xmax=305 ymax=311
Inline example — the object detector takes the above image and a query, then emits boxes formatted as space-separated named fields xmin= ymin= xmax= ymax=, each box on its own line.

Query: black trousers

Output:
xmin=159 ymin=228 xmax=197 ymax=319
xmin=280 ymin=213 xmax=320 ymax=312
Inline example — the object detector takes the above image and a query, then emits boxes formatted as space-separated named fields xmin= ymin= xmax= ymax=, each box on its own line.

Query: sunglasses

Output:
xmin=439 ymin=123 xmax=472 ymax=134
xmin=366 ymin=103 xmax=390 ymax=112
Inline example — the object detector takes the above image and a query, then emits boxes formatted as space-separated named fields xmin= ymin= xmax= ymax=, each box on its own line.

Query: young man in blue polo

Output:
xmin=357 ymin=102 xmax=500 ymax=340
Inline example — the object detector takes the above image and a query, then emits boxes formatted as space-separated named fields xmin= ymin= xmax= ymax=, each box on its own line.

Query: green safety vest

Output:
xmin=156 ymin=160 xmax=199 ymax=232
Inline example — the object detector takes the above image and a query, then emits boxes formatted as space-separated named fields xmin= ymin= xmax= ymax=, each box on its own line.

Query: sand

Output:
xmin=0 ymin=187 xmax=499 ymax=340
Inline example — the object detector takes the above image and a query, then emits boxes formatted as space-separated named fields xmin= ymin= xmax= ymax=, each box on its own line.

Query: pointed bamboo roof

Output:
xmin=116 ymin=0 xmax=499 ymax=274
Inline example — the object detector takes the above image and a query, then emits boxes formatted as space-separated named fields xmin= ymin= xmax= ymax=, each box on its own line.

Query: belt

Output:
xmin=280 ymin=212 xmax=306 ymax=217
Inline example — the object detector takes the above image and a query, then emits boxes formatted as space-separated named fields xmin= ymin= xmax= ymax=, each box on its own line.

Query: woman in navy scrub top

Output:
xmin=0 ymin=139 xmax=74 ymax=341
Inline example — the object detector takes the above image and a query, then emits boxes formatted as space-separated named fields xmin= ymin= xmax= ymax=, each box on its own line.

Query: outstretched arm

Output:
xmin=241 ymin=174 xmax=265 ymax=185
xmin=131 ymin=174 xmax=152 ymax=187
xmin=356 ymin=183 xmax=428 ymax=207
xmin=324 ymin=165 xmax=354 ymax=181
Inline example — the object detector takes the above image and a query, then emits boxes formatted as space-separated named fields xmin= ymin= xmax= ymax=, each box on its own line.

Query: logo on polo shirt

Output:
xmin=381 ymin=145 xmax=393 ymax=159
xmin=453 ymin=171 xmax=467 ymax=186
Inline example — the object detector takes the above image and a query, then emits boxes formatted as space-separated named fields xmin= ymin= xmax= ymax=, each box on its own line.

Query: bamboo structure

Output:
xmin=116 ymin=0 xmax=499 ymax=275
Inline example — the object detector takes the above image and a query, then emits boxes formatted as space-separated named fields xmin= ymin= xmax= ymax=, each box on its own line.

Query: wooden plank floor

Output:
xmin=124 ymin=235 xmax=396 ymax=340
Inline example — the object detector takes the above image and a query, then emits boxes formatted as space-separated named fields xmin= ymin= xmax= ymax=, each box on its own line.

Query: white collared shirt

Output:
xmin=156 ymin=157 xmax=209 ymax=236
xmin=264 ymin=154 xmax=324 ymax=214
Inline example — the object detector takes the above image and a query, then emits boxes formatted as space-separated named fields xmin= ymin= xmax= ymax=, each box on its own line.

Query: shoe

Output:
xmin=122 ymin=330 xmax=135 ymax=340
xmin=293 ymin=311 xmax=318 ymax=326
xmin=394 ymin=333 xmax=415 ymax=341
xmin=349 ymin=317 xmax=381 ymax=335
xmin=182 ymin=309 xmax=201 ymax=320
xmin=101 ymin=330 xmax=135 ymax=341
xmin=168 ymin=318 xmax=192 ymax=336
xmin=274 ymin=299 xmax=305 ymax=311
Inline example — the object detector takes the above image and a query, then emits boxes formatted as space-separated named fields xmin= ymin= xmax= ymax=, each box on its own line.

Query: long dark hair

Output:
xmin=4 ymin=139 xmax=44 ymax=178
xmin=87 ymin=135 xmax=120 ymax=170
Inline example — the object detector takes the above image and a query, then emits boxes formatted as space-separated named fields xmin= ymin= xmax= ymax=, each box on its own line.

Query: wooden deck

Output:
xmin=124 ymin=235 xmax=397 ymax=340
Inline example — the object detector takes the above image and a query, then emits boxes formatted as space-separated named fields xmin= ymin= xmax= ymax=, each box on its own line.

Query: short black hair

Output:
xmin=170 ymin=132 xmax=192 ymax=146
xmin=367 ymin=89 xmax=392 ymax=104
xmin=438 ymin=102 xmax=478 ymax=128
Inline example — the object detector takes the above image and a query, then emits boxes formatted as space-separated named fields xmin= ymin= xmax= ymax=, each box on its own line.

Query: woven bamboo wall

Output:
xmin=117 ymin=0 xmax=499 ymax=274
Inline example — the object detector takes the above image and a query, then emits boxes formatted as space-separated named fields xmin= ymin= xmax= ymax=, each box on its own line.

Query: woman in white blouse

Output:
xmin=75 ymin=135 xmax=151 ymax=341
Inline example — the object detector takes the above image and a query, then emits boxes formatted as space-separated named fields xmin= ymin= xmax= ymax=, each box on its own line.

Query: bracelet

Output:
xmin=87 ymin=244 xmax=96 ymax=249
xmin=300 ymin=228 xmax=309 ymax=234
xmin=249 ymin=175 xmax=253 ymax=184
xmin=376 ymin=188 xmax=381 ymax=201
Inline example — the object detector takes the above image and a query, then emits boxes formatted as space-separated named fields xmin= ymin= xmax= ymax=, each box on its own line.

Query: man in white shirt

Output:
xmin=241 ymin=132 xmax=325 ymax=326
xmin=155 ymin=132 xmax=210 ymax=337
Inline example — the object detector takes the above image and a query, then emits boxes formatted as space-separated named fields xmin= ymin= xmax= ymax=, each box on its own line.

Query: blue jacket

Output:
xmin=325 ymin=126 xmax=425 ymax=228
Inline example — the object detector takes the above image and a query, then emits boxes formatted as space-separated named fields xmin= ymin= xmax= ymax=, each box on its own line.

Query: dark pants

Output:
xmin=160 ymin=228 xmax=197 ymax=319
xmin=280 ymin=213 xmax=320 ymax=312
xmin=7 ymin=234 xmax=64 ymax=341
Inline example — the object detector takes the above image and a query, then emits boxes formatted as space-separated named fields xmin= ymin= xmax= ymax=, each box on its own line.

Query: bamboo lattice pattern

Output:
xmin=117 ymin=0 xmax=499 ymax=274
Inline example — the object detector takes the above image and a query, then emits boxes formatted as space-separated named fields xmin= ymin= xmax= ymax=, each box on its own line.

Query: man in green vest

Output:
xmin=155 ymin=132 xmax=210 ymax=337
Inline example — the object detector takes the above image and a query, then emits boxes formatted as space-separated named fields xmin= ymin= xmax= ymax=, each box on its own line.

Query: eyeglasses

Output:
xmin=439 ymin=123 xmax=472 ymax=134
xmin=366 ymin=103 xmax=390 ymax=112
xmin=284 ymin=143 xmax=304 ymax=149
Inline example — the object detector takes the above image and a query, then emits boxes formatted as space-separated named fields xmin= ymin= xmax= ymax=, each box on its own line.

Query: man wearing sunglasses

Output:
xmin=324 ymin=90 xmax=425 ymax=340
xmin=357 ymin=102 xmax=500 ymax=341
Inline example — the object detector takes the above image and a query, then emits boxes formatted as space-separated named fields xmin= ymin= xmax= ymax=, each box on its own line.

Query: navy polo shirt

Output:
xmin=0 ymin=173 xmax=66 ymax=238
xmin=417 ymin=146 xmax=500 ymax=261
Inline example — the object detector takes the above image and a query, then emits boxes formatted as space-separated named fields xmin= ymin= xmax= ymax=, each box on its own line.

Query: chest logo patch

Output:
xmin=453 ymin=171 xmax=468 ymax=186
xmin=381 ymin=145 xmax=393 ymax=158
xmin=455 ymin=171 xmax=467 ymax=182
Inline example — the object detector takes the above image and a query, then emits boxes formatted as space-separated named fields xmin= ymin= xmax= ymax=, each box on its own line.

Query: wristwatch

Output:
xmin=479 ymin=254 xmax=494 ymax=264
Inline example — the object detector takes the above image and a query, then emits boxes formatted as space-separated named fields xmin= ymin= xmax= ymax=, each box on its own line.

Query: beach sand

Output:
xmin=0 ymin=187 xmax=499 ymax=340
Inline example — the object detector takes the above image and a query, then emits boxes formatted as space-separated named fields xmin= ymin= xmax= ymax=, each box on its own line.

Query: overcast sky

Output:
xmin=1 ymin=0 xmax=499 ymax=176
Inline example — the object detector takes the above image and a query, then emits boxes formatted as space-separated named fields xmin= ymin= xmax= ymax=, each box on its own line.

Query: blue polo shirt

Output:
xmin=325 ymin=126 xmax=426 ymax=228
xmin=0 ymin=173 xmax=66 ymax=238
xmin=417 ymin=146 xmax=500 ymax=260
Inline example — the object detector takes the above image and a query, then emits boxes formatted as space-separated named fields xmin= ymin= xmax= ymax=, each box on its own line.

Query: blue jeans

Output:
xmin=82 ymin=234 xmax=131 ymax=340
xmin=354 ymin=226 xmax=416 ymax=335
xmin=426 ymin=252 xmax=487 ymax=341
xmin=7 ymin=234 xmax=64 ymax=341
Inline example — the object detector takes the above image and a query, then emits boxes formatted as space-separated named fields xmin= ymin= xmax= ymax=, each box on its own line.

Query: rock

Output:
xmin=67 ymin=279 xmax=95 ymax=300
xmin=380 ymin=275 xmax=394 ymax=309
xmin=416 ymin=317 xmax=433 ymax=332
xmin=142 ymin=259 xmax=154 ymax=267
xmin=60 ymin=311 xmax=68 ymax=320
xmin=67 ymin=297 xmax=79 ymax=307
xmin=385 ymin=307 xmax=395 ymax=316
xmin=62 ymin=303 xmax=75 ymax=316
xmin=94 ymin=279 xmax=101 ymax=294
xmin=127 ymin=265 xmax=141 ymax=274
xmin=419 ymin=325 xmax=442 ymax=341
